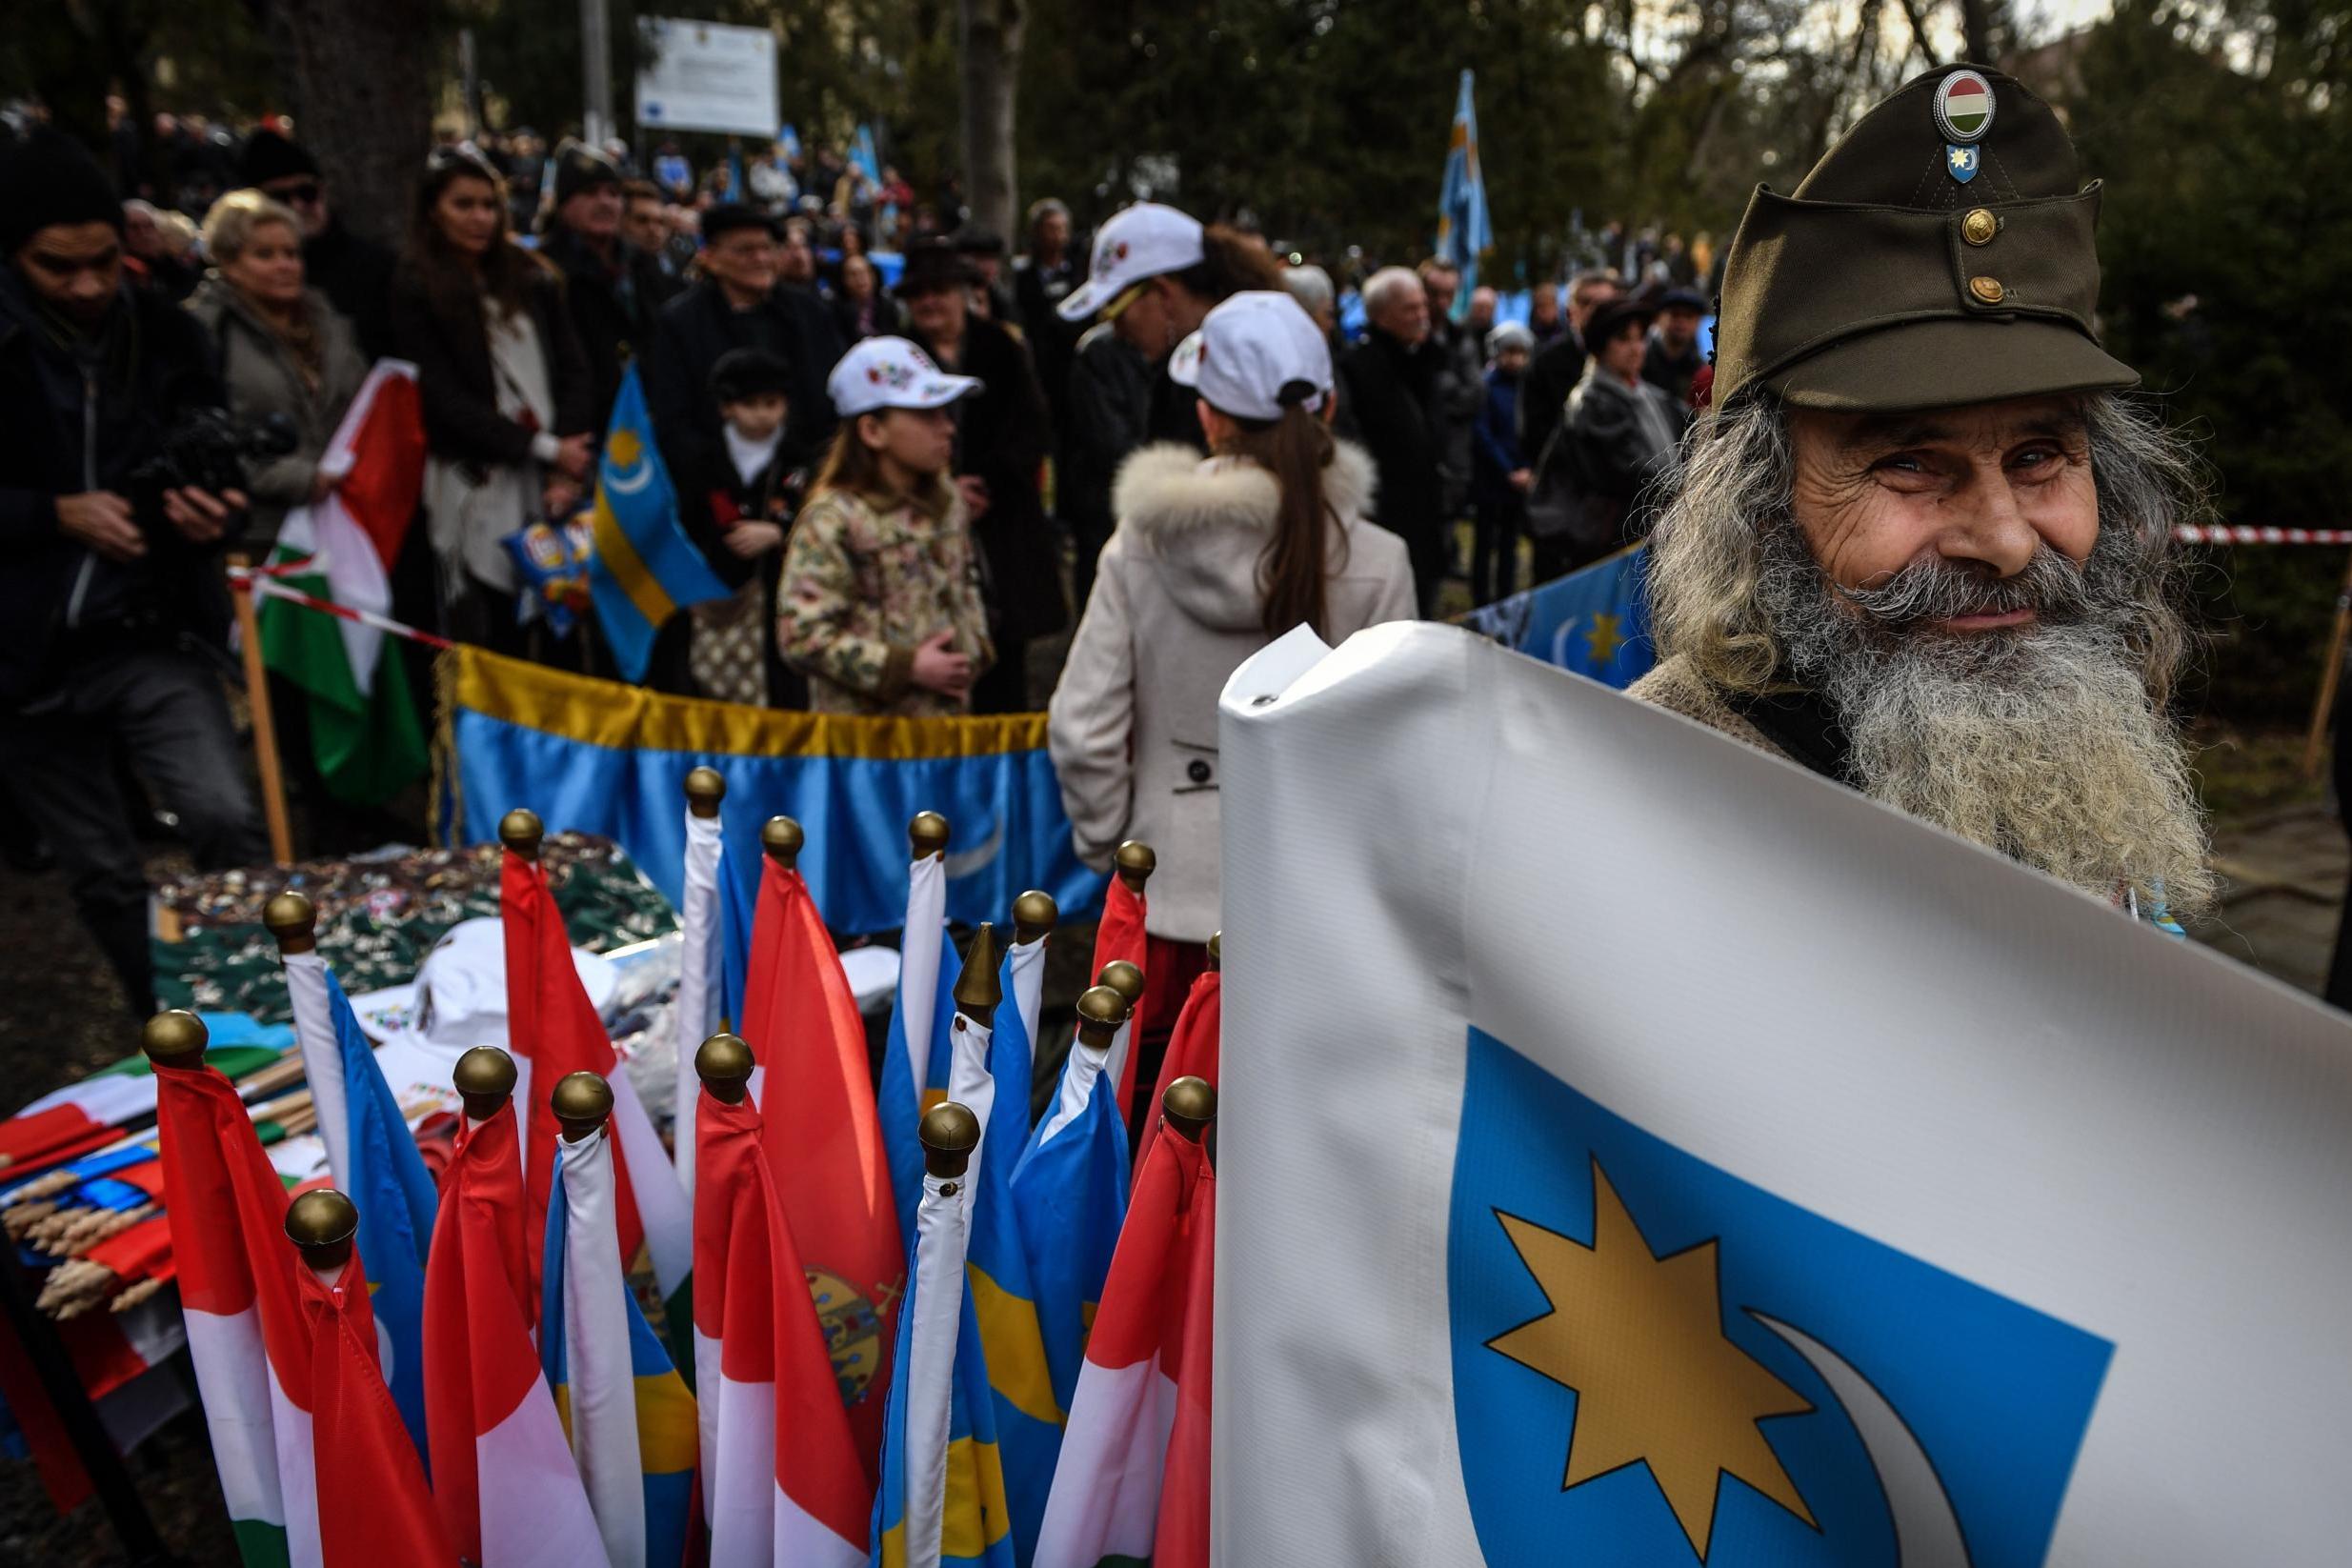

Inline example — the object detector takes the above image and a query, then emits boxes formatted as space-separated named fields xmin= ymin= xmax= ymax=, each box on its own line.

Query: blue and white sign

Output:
xmin=633 ymin=18 xmax=778 ymax=137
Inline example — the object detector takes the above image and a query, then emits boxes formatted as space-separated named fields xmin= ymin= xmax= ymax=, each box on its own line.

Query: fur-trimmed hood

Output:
xmin=1108 ymin=439 xmax=1380 ymax=631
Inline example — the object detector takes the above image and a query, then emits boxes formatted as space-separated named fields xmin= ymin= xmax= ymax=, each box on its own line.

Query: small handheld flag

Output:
xmin=586 ymin=363 xmax=733 ymax=682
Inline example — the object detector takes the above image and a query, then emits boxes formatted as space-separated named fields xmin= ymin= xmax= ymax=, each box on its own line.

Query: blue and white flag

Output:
xmin=281 ymin=951 xmax=437 ymax=1460
xmin=1008 ymin=1006 xmax=1130 ymax=1413
xmin=1216 ymin=619 xmax=2352 ymax=1562
xmin=585 ymin=363 xmax=733 ymax=682
xmin=1460 ymin=542 xmax=1653 ymax=688
xmin=1437 ymin=69 xmax=1493 ymax=311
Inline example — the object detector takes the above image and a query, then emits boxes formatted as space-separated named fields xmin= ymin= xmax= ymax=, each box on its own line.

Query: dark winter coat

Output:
xmin=0 ymin=268 xmax=231 ymax=705
xmin=303 ymin=215 xmax=399 ymax=361
xmin=909 ymin=313 xmax=1067 ymax=644
xmin=1563 ymin=362 xmax=1686 ymax=537
xmin=1518 ymin=332 xmax=1587 ymax=475
xmin=387 ymin=252 xmax=595 ymax=470
xmin=643 ymin=281 xmax=845 ymax=482
xmin=539 ymin=226 xmax=680 ymax=431
xmin=1339 ymin=326 xmax=1448 ymax=593
xmin=1472 ymin=367 xmax=1524 ymax=513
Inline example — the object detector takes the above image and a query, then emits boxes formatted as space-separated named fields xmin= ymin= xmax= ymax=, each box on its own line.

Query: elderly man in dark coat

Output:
xmin=1340 ymin=265 xmax=1450 ymax=614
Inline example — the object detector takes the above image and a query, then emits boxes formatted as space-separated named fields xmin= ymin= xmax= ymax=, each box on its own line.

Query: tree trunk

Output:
xmin=1960 ymin=0 xmax=2005 ymax=66
xmin=958 ymin=0 xmax=1022 ymax=241
xmin=259 ymin=0 xmax=437 ymax=250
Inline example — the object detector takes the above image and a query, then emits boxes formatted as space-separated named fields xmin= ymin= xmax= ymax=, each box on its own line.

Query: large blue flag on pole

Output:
xmin=1437 ymin=69 xmax=1493 ymax=312
xmin=585 ymin=363 xmax=732 ymax=682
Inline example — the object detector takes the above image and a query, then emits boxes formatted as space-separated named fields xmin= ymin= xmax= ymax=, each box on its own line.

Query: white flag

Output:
xmin=1215 ymin=621 xmax=2352 ymax=1565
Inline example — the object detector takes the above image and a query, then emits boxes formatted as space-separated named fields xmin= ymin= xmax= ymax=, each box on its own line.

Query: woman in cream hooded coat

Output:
xmin=1049 ymin=291 xmax=1416 ymax=1021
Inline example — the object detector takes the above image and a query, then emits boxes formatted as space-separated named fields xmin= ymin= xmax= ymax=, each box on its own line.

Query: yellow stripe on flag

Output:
xmin=450 ymin=644 xmax=1053 ymax=761
xmin=590 ymin=493 xmax=678 ymax=631
xmin=635 ymin=1372 xmax=699 ymax=1472
xmin=941 ymin=1434 xmax=1012 ymax=1558
xmin=966 ymin=1263 xmax=1063 ymax=1426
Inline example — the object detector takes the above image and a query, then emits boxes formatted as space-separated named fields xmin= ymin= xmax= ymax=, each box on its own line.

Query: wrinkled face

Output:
xmin=862 ymin=405 xmax=956 ymax=477
xmin=622 ymin=196 xmax=668 ymax=254
xmin=259 ymin=174 xmax=331 ymax=239
xmin=1373 ymin=283 xmax=1430 ymax=347
xmin=704 ymin=225 xmax=778 ymax=296
xmin=1599 ymin=319 xmax=1646 ymax=379
xmin=222 ymin=219 xmax=305 ymax=308
xmin=1658 ymin=306 xmax=1701 ymax=352
xmin=721 ymin=392 xmax=788 ymax=442
xmin=432 ymin=175 xmax=501 ymax=256
xmin=15 ymin=221 xmax=122 ymax=326
xmin=902 ymin=278 xmax=966 ymax=340
xmin=560 ymin=181 xmax=623 ymax=241
xmin=1787 ymin=395 xmax=2101 ymax=625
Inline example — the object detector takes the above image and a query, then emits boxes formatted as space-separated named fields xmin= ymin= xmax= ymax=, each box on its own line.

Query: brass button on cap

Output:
xmin=1961 ymin=208 xmax=1999 ymax=246
xmin=1968 ymin=275 xmax=2006 ymax=304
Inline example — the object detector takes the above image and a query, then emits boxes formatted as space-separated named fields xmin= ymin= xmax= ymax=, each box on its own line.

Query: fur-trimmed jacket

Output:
xmin=1047 ymin=440 xmax=1417 ymax=941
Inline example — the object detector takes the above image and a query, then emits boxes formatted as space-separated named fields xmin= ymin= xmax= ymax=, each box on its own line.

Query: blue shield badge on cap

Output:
xmin=1945 ymin=144 xmax=1980 ymax=184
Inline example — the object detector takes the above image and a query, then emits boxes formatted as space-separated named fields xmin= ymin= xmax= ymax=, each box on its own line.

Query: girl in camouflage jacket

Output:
xmin=778 ymin=337 xmax=995 ymax=716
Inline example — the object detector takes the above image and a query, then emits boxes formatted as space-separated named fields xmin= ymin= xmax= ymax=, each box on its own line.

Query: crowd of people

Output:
xmin=1 ymin=96 xmax=2007 ymax=1025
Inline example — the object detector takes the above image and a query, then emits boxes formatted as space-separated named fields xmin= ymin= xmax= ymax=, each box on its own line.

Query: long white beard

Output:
xmin=1759 ymin=527 xmax=2214 ymax=917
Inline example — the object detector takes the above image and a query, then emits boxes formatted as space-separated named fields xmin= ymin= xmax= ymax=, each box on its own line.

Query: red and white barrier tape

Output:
xmin=225 ymin=564 xmax=455 ymax=651
xmin=2173 ymin=526 xmax=2352 ymax=546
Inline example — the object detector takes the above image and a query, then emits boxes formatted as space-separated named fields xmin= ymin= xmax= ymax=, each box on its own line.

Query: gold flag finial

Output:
xmin=695 ymin=1032 xmax=755 ymax=1104
xmin=954 ymin=922 xmax=1004 ymax=1026
xmin=1114 ymin=839 xmax=1156 ymax=894
xmin=1162 ymin=1076 xmax=1217 ymax=1142
xmin=285 ymin=1189 xmax=358 ymax=1273
xmin=551 ymin=1071 xmax=613 ymax=1142
xmin=1013 ymin=890 xmax=1057 ymax=944
xmin=452 ymin=1046 xmax=517 ymax=1119
xmin=498 ymin=808 xmax=544 ymax=857
xmin=919 ymin=1102 xmax=981 ymax=1180
xmin=141 ymin=1010 xmax=209 ymax=1067
xmin=909 ymin=811 xmax=951 ymax=860
xmin=1097 ymin=959 xmax=1146 ymax=1013
xmin=1075 ymin=984 xmax=1126 ymax=1048
xmin=263 ymin=891 xmax=317 ymax=955
xmin=684 ymin=767 xmax=727 ymax=819
xmin=761 ymin=815 xmax=804 ymax=870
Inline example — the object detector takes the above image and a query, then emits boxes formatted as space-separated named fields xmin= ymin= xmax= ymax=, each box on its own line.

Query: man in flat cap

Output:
xmin=1634 ymin=65 xmax=2214 ymax=927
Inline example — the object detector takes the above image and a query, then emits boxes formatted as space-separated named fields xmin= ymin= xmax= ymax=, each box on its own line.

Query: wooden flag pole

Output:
xmin=2299 ymin=549 xmax=2352 ymax=781
xmin=227 ymin=553 xmax=294 ymax=864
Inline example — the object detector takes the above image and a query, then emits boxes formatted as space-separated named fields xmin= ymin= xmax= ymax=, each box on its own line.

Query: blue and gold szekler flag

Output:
xmin=1449 ymin=1028 xmax=2110 ymax=1563
xmin=584 ymin=363 xmax=732 ymax=681
xmin=1459 ymin=541 xmax=1654 ymax=688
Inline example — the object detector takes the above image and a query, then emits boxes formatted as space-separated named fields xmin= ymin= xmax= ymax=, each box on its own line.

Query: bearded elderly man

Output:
xmin=1632 ymin=65 xmax=2212 ymax=928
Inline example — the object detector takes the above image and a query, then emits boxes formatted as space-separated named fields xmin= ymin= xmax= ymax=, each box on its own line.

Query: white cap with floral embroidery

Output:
xmin=826 ymin=335 xmax=982 ymax=417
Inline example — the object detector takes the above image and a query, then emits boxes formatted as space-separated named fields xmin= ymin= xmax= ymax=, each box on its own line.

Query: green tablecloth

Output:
xmin=152 ymin=834 xmax=678 ymax=1022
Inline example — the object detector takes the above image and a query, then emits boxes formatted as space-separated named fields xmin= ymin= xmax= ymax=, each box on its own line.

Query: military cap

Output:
xmin=1711 ymin=64 xmax=2137 ymax=413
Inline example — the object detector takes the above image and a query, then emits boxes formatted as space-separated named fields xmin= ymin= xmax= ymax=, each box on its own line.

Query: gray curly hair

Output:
xmin=1647 ymin=390 xmax=2206 ymax=714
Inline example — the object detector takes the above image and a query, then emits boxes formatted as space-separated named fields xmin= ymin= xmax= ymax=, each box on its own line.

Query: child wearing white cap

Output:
xmin=775 ymin=337 xmax=995 ymax=715
xmin=1047 ymin=291 xmax=1416 ymax=1088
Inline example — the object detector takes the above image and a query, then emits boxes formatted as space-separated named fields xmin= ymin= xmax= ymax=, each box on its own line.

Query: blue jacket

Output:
xmin=1472 ymin=366 xmax=1523 ymax=511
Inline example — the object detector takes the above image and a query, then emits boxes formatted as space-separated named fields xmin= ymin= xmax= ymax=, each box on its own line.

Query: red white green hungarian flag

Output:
xmin=1941 ymin=73 xmax=1991 ymax=135
xmin=151 ymin=1049 xmax=316 ymax=1565
xmin=258 ymin=360 xmax=428 ymax=808
xmin=1031 ymin=1122 xmax=1216 ymax=1568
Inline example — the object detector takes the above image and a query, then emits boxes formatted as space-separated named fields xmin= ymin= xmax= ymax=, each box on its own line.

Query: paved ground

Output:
xmin=2196 ymin=803 xmax=2346 ymax=995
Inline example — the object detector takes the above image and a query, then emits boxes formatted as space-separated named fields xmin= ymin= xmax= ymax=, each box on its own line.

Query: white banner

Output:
xmin=1215 ymin=622 xmax=2352 ymax=1564
xmin=633 ymin=18 xmax=778 ymax=138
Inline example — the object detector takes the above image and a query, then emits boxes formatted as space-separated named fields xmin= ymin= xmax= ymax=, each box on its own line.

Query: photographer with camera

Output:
xmin=0 ymin=130 xmax=270 ymax=1016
